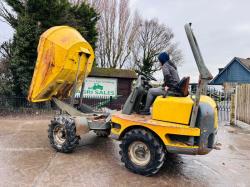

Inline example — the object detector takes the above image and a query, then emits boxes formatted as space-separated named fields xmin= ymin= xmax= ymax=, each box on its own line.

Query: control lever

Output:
xmin=162 ymin=90 xmax=168 ymax=98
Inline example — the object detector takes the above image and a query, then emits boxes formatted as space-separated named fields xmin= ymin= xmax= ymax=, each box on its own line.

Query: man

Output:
xmin=140 ymin=52 xmax=180 ymax=115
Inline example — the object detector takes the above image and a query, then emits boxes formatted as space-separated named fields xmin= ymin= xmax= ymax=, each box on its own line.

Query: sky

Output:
xmin=1 ymin=0 xmax=250 ymax=83
xmin=131 ymin=0 xmax=250 ymax=82
xmin=0 ymin=21 xmax=13 ymax=44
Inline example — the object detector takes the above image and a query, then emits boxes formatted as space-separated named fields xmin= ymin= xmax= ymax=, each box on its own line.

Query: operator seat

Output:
xmin=176 ymin=76 xmax=190 ymax=97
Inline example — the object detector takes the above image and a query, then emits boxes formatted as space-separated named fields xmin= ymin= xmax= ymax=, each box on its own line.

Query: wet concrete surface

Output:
xmin=0 ymin=119 xmax=250 ymax=187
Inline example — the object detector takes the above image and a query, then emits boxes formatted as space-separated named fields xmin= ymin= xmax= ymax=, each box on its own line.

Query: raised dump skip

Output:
xmin=28 ymin=26 xmax=95 ymax=102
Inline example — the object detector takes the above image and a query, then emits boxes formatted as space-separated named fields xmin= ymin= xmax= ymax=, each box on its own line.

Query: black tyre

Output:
xmin=119 ymin=129 xmax=165 ymax=176
xmin=48 ymin=115 xmax=80 ymax=153
xmin=94 ymin=130 xmax=110 ymax=137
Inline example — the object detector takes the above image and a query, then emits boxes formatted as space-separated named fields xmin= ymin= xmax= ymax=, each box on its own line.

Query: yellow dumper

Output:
xmin=28 ymin=24 xmax=218 ymax=176
xmin=28 ymin=26 xmax=94 ymax=102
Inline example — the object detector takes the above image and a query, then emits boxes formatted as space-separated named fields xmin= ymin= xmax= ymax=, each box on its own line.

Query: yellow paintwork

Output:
xmin=28 ymin=26 xmax=94 ymax=102
xmin=111 ymin=112 xmax=200 ymax=149
xmin=111 ymin=95 xmax=218 ymax=150
xmin=152 ymin=96 xmax=193 ymax=125
xmin=152 ymin=95 xmax=218 ymax=128
xmin=214 ymin=107 xmax=218 ymax=129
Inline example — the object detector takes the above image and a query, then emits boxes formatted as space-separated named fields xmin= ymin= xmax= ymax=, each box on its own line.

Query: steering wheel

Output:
xmin=135 ymin=70 xmax=157 ymax=81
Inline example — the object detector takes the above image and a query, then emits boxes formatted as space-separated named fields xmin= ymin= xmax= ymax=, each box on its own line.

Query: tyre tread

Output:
xmin=48 ymin=115 xmax=79 ymax=153
xmin=119 ymin=128 xmax=165 ymax=176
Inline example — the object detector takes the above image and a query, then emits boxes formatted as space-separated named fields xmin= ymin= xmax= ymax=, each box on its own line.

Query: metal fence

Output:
xmin=0 ymin=96 xmax=126 ymax=116
xmin=75 ymin=95 xmax=126 ymax=110
xmin=212 ymin=91 xmax=232 ymax=123
xmin=0 ymin=97 xmax=53 ymax=116
xmin=0 ymin=88 xmax=234 ymax=121
xmin=191 ymin=87 xmax=232 ymax=123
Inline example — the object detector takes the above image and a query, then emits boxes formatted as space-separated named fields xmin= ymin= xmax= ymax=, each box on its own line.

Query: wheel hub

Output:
xmin=128 ymin=141 xmax=151 ymax=167
xmin=53 ymin=125 xmax=66 ymax=147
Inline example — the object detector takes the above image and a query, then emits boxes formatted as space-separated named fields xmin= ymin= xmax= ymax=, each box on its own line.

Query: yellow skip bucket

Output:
xmin=28 ymin=26 xmax=94 ymax=102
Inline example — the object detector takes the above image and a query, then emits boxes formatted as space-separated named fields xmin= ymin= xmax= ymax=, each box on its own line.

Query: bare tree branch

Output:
xmin=132 ymin=18 xmax=183 ymax=74
xmin=0 ymin=40 xmax=12 ymax=61
xmin=93 ymin=0 xmax=140 ymax=69
xmin=0 ymin=1 xmax=18 ymax=28
xmin=84 ymin=0 xmax=182 ymax=72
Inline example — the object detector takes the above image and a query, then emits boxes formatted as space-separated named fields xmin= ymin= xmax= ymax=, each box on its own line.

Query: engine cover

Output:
xmin=152 ymin=96 xmax=194 ymax=125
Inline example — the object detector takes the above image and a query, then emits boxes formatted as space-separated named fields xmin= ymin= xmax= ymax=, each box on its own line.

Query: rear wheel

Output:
xmin=48 ymin=115 xmax=79 ymax=153
xmin=119 ymin=129 xmax=165 ymax=176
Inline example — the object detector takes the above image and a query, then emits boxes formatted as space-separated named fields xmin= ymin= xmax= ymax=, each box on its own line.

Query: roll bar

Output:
xmin=185 ymin=23 xmax=213 ymax=145
xmin=185 ymin=23 xmax=213 ymax=80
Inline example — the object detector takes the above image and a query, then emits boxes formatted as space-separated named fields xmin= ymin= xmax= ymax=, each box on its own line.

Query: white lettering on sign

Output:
xmin=76 ymin=77 xmax=117 ymax=98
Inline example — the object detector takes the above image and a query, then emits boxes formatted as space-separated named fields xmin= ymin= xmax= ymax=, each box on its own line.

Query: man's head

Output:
xmin=158 ymin=52 xmax=170 ymax=65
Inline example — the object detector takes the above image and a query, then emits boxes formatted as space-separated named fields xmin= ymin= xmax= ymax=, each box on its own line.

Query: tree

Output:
xmin=69 ymin=2 xmax=99 ymax=48
xmin=132 ymin=18 xmax=183 ymax=75
xmin=0 ymin=0 xmax=98 ymax=96
xmin=0 ymin=40 xmax=12 ymax=62
xmin=93 ymin=0 xmax=141 ymax=68
xmin=0 ymin=41 xmax=14 ymax=95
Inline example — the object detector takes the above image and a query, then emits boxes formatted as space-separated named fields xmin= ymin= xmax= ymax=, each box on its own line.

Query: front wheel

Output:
xmin=119 ymin=129 xmax=165 ymax=176
xmin=48 ymin=115 xmax=80 ymax=153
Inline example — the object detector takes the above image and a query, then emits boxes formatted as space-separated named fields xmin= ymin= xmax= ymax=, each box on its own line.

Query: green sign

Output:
xmin=79 ymin=77 xmax=117 ymax=97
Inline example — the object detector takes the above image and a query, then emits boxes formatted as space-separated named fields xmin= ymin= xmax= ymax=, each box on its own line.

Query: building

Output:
xmin=78 ymin=67 xmax=137 ymax=109
xmin=210 ymin=57 xmax=250 ymax=87
xmin=87 ymin=67 xmax=137 ymax=98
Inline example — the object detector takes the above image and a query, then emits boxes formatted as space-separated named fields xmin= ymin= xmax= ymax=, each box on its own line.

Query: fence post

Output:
xmin=234 ymin=85 xmax=238 ymax=125
xmin=109 ymin=96 xmax=112 ymax=108
xmin=248 ymin=85 xmax=250 ymax=124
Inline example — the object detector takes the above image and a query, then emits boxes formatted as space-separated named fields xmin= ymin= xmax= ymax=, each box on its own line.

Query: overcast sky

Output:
xmin=130 ymin=0 xmax=250 ymax=82
xmin=1 ymin=0 xmax=250 ymax=82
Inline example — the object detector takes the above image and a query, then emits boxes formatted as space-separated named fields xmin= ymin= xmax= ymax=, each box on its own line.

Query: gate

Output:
xmin=190 ymin=86 xmax=232 ymax=123
xmin=207 ymin=88 xmax=232 ymax=122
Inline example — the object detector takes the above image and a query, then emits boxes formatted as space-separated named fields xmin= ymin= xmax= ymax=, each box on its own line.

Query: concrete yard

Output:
xmin=0 ymin=118 xmax=249 ymax=187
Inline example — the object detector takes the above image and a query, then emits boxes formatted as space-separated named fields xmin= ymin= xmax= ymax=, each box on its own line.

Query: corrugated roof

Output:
xmin=237 ymin=57 xmax=250 ymax=70
xmin=89 ymin=67 xmax=137 ymax=79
